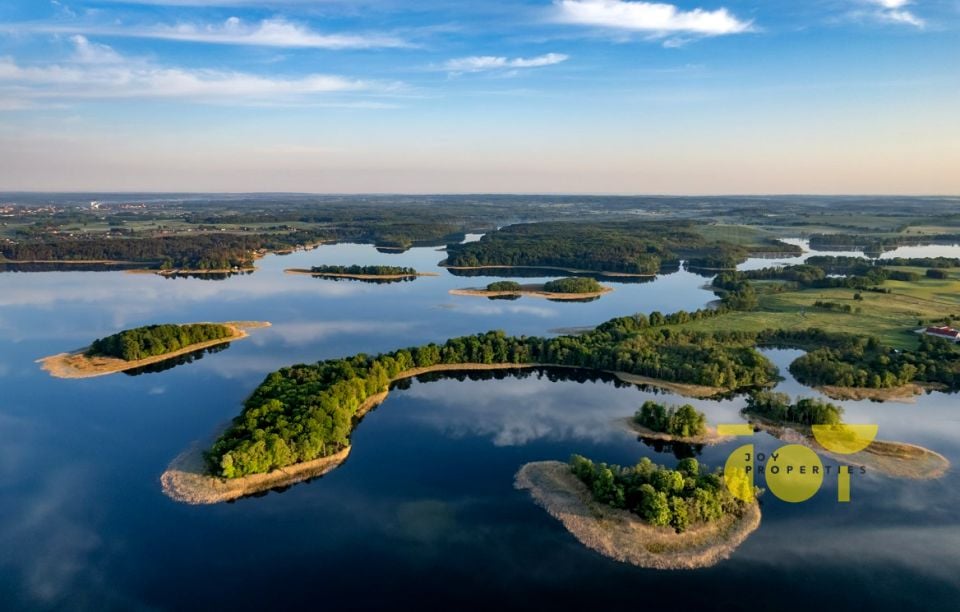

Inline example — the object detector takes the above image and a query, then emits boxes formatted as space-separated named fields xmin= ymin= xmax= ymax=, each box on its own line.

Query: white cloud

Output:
xmin=554 ymin=0 xmax=752 ymax=36
xmin=10 ymin=16 xmax=409 ymax=50
xmin=858 ymin=0 xmax=925 ymax=27
xmin=443 ymin=53 xmax=569 ymax=74
xmin=0 ymin=37 xmax=399 ymax=104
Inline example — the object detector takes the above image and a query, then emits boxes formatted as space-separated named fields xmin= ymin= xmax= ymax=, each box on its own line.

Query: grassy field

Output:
xmin=672 ymin=268 xmax=960 ymax=350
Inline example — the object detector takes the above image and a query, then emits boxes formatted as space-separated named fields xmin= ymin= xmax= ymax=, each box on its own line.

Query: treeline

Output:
xmin=486 ymin=281 xmax=522 ymax=291
xmin=813 ymin=301 xmax=855 ymax=313
xmin=787 ymin=334 xmax=960 ymax=389
xmin=310 ymin=265 xmax=417 ymax=276
xmin=743 ymin=391 xmax=842 ymax=426
xmin=207 ymin=326 xmax=778 ymax=478
xmin=442 ymin=221 xmax=784 ymax=274
xmin=87 ymin=323 xmax=232 ymax=361
xmin=542 ymin=277 xmax=603 ymax=293
xmin=634 ymin=401 xmax=707 ymax=437
xmin=808 ymin=233 xmax=960 ymax=254
xmin=569 ymin=455 xmax=745 ymax=533
xmin=595 ymin=307 xmax=728 ymax=336
xmin=713 ymin=261 xmax=925 ymax=296
xmin=1 ymin=233 xmax=328 ymax=270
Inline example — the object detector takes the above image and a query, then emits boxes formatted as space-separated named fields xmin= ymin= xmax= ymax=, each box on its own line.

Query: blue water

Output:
xmin=1 ymin=243 xmax=959 ymax=610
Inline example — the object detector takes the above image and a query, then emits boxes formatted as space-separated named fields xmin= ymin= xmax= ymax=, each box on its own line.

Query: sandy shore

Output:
xmin=161 ymin=362 xmax=734 ymax=505
xmin=38 ymin=321 xmax=271 ymax=379
xmin=515 ymin=461 xmax=761 ymax=570
xmin=622 ymin=419 xmax=733 ymax=445
xmin=285 ymin=268 xmax=439 ymax=280
xmin=745 ymin=413 xmax=950 ymax=480
xmin=815 ymin=383 xmax=946 ymax=403
xmin=440 ymin=263 xmax=655 ymax=278
xmin=450 ymin=284 xmax=613 ymax=301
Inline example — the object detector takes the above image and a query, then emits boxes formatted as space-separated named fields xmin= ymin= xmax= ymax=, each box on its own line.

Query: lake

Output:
xmin=1 ymin=241 xmax=959 ymax=610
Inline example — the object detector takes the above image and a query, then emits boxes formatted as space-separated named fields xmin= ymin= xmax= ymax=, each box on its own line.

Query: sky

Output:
xmin=0 ymin=0 xmax=957 ymax=194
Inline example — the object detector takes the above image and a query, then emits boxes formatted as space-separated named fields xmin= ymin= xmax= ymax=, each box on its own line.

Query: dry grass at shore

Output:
xmin=816 ymin=383 xmax=945 ymax=403
xmin=38 ymin=321 xmax=270 ymax=379
xmin=610 ymin=371 xmax=726 ymax=398
xmin=515 ymin=461 xmax=761 ymax=570
xmin=622 ymin=419 xmax=733 ymax=445
xmin=162 ymin=444 xmax=352 ymax=505
xmin=747 ymin=414 xmax=950 ymax=480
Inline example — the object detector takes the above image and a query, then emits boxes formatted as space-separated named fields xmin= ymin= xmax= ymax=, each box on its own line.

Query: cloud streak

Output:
xmin=10 ymin=16 xmax=409 ymax=50
xmin=443 ymin=52 xmax=569 ymax=74
xmin=554 ymin=0 xmax=753 ymax=36
xmin=0 ymin=36 xmax=399 ymax=104
xmin=869 ymin=0 xmax=925 ymax=27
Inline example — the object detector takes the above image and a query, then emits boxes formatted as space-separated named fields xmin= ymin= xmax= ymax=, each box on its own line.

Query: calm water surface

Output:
xmin=1 ymin=242 xmax=959 ymax=610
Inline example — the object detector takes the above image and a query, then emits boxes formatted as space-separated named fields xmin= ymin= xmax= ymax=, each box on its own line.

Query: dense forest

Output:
xmin=443 ymin=221 xmax=797 ymax=274
xmin=485 ymin=281 xmax=522 ymax=291
xmin=207 ymin=325 xmax=778 ymax=478
xmin=87 ymin=323 xmax=232 ymax=361
xmin=310 ymin=265 xmax=418 ymax=276
xmin=786 ymin=334 xmax=960 ymax=389
xmin=542 ymin=277 xmax=604 ymax=293
xmin=634 ymin=401 xmax=707 ymax=437
xmin=1 ymin=234 xmax=278 ymax=269
xmin=569 ymin=455 xmax=746 ymax=533
xmin=743 ymin=391 xmax=843 ymax=426
xmin=808 ymin=233 xmax=960 ymax=255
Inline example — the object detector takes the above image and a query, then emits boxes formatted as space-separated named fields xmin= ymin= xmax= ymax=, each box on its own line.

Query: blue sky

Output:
xmin=0 ymin=1 xmax=957 ymax=193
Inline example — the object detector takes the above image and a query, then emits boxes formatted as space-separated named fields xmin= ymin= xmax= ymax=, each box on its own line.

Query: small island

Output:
xmin=285 ymin=265 xmax=438 ymax=280
xmin=515 ymin=455 xmax=761 ymax=569
xmin=450 ymin=277 xmax=613 ymax=301
xmin=39 ymin=321 xmax=270 ymax=379
xmin=742 ymin=391 xmax=949 ymax=480
xmin=626 ymin=400 xmax=731 ymax=445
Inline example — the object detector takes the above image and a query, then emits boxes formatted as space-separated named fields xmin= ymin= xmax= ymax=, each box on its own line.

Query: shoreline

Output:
xmin=815 ymin=383 xmax=945 ymax=403
xmin=126 ymin=267 xmax=257 ymax=276
xmin=38 ymin=321 xmax=271 ymax=379
xmin=622 ymin=418 xmax=733 ymax=445
xmin=161 ymin=363 xmax=729 ymax=505
xmin=515 ymin=461 xmax=761 ymax=570
xmin=285 ymin=268 xmax=439 ymax=280
xmin=439 ymin=263 xmax=655 ymax=278
xmin=449 ymin=284 xmax=613 ymax=301
xmin=744 ymin=412 xmax=950 ymax=480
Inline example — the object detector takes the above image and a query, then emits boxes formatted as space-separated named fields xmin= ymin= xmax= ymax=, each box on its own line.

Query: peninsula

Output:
xmin=515 ymin=456 xmax=761 ymax=569
xmin=39 ymin=321 xmax=270 ymax=379
xmin=742 ymin=391 xmax=949 ymax=480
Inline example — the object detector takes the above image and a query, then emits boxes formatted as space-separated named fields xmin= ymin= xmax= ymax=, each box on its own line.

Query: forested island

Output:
xmin=442 ymin=220 xmax=799 ymax=275
xmin=285 ymin=265 xmax=437 ymax=280
xmin=514 ymin=456 xmax=760 ymax=569
xmin=450 ymin=277 xmax=612 ymax=301
xmin=627 ymin=400 xmax=729 ymax=445
xmin=40 ymin=321 xmax=270 ymax=379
